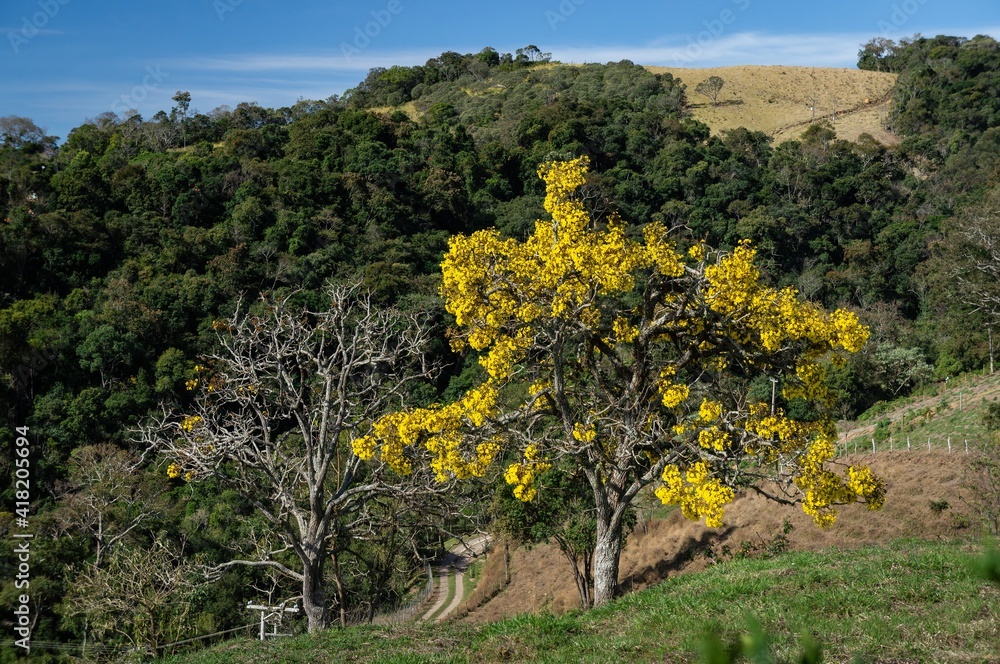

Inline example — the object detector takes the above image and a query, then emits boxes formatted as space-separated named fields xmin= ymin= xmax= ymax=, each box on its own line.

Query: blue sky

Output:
xmin=2 ymin=0 xmax=999 ymax=141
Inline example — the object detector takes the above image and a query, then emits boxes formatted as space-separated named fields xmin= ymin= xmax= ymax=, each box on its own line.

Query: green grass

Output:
xmin=160 ymin=539 xmax=999 ymax=663
xmin=844 ymin=371 xmax=1000 ymax=453
xmin=850 ymin=403 xmax=987 ymax=454
xmin=462 ymin=561 xmax=483 ymax=604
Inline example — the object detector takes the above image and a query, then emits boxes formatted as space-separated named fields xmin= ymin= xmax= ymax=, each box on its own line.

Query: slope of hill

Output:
xmin=161 ymin=539 xmax=998 ymax=663
xmin=841 ymin=372 xmax=1000 ymax=451
xmin=466 ymin=449 xmax=976 ymax=621
xmin=463 ymin=373 xmax=998 ymax=622
xmin=646 ymin=65 xmax=898 ymax=144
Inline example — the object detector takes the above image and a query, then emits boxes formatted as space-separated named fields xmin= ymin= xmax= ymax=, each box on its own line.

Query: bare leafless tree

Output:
xmin=68 ymin=540 xmax=198 ymax=658
xmin=948 ymin=188 xmax=1000 ymax=373
xmin=50 ymin=444 xmax=162 ymax=567
xmin=139 ymin=282 xmax=442 ymax=632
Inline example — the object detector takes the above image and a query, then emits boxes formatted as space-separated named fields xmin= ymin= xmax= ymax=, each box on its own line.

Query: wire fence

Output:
xmin=836 ymin=434 xmax=988 ymax=457
xmin=13 ymin=623 xmax=258 ymax=661
xmin=13 ymin=564 xmax=435 ymax=660
xmin=449 ymin=539 xmax=510 ymax=622
xmin=347 ymin=562 xmax=436 ymax=627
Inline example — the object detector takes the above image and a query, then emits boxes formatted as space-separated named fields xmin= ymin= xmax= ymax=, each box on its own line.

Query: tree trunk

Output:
xmin=591 ymin=517 xmax=623 ymax=606
xmin=556 ymin=537 xmax=594 ymax=608
xmin=570 ymin=556 xmax=593 ymax=608
xmin=331 ymin=549 xmax=347 ymax=628
xmin=989 ymin=324 xmax=995 ymax=374
xmin=302 ymin=560 xmax=328 ymax=633
xmin=503 ymin=539 xmax=511 ymax=585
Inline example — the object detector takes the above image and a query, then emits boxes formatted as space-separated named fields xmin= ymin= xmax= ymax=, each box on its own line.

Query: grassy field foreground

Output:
xmin=163 ymin=539 xmax=999 ymax=663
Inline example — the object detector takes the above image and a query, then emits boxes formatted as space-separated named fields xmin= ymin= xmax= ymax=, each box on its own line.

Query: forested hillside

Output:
xmin=2 ymin=35 xmax=1000 ymax=659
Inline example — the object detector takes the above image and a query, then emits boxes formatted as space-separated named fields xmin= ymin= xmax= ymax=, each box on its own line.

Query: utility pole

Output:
xmin=989 ymin=324 xmax=995 ymax=374
xmin=247 ymin=602 xmax=299 ymax=641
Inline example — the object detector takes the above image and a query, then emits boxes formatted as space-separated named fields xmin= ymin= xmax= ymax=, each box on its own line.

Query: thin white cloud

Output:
xmin=554 ymin=26 xmax=1000 ymax=68
xmin=551 ymin=32 xmax=862 ymax=68
xmin=134 ymin=26 xmax=1000 ymax=117
xmin=171 ymin=49 xmax=443 ymax=74
xmin=168 ymin=26 xmax=1000 ymax=85
xmin=0 ymin=27 xmax=63 ymax=34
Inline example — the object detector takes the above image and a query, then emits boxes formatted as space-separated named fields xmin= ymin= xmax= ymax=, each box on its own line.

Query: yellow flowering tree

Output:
xmin=359 ymin=156 xmax=884 ymax=607
xmin=140 ymin=283 xmax=440 ymax=633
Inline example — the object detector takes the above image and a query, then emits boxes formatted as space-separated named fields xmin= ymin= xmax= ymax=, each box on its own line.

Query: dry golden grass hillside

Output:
xmin=465 ymin=449 xmax=976 ymax=622
xmin=646 ymin=65 xmax=898 ymax=144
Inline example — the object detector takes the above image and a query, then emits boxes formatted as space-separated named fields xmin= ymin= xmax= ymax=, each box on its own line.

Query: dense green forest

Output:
xmin=2 ymin=35 xmax=1000 ymax=659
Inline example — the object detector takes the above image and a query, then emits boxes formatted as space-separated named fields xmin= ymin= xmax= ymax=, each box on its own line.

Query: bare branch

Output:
xmin=138 ymin=281 xmax=446 ymax=632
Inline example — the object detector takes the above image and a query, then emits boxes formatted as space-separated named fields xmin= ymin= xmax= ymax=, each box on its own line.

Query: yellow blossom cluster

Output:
xmin=503 ymin=443 xmax=551 ymax=502
xmin=478 ymin=328 xmax=532 ymax=380
xmin=697 ymin=426 xmax=730 ymax=451
xmin=846 ymin=465 xmax=887 ymax=510
xmin=699 ymin=399 xmax=723 ymax=422
xmin=704 ymin=241 xmax=869 ymax=357
xmin=166 ymin=460 xmax=196 ymax=483
xmin=180 ymin=415 xmax=203 ymax=432
xmin=782 ymin=361 xmax=830 ymax=404
xmin=660 ymin=382 xmax=690 ymax=409
xmin=642 ymin=222 xmax=686 ymax=278
xmin=185 ymin=365 xmax=207 ymax=391
xmin=528 ymin=379 xmax=550 ymax=396
xmin=687 ymin=242 xmax=706 ymax=262
xmin=742 ymin=406 xmax=812 ymax=449
xmin=440 ymin=156 xmax=692 ymax=376
xmin=572 ymin=422 xmax=597 ymax=442
xmin=654 ymin=462 xmax=735 ymax=527
xmin=361 ymin=157 xmax=882 ymax=524
xmin=612 ymin=316 xmax=639 ymax=343
xmin=658 ymin=366 xmax=690 ymax=409
xmin=352 ymin=382 xmax=503 ymax=481
xmin=790 ymin=429 xmax=885 ymax=526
